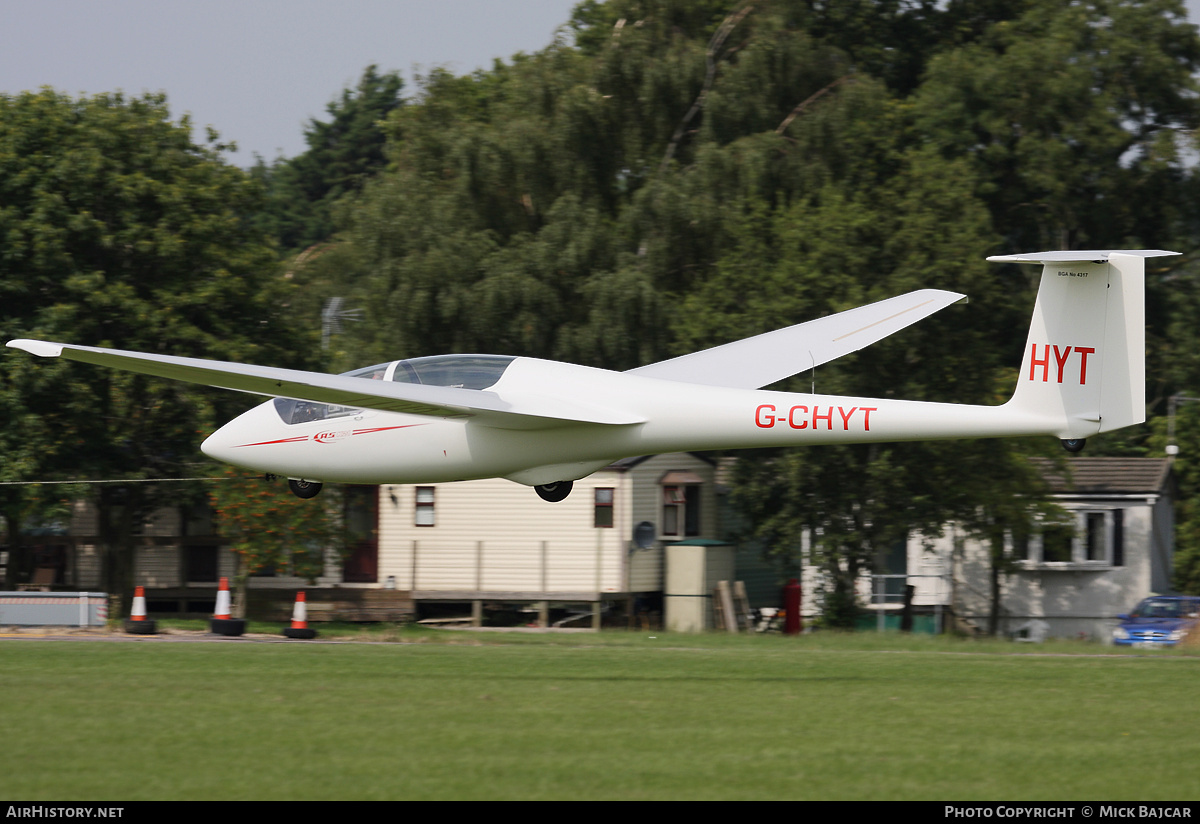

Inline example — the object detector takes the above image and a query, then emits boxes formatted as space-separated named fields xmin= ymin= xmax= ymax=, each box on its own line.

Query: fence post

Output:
xmin=473 ymin=541 xmax=483 ymax=627
xmin=539 ymin=541 xmax=548 ymax=628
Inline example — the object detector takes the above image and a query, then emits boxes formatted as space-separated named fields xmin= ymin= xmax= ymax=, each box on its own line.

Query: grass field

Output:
xmin=3 ymin=628 xmax=1200 ymax=800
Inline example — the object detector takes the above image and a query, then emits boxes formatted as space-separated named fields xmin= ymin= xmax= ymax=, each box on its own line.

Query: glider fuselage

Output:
xmin=200 ymin=356 xmax=1057 ymax=487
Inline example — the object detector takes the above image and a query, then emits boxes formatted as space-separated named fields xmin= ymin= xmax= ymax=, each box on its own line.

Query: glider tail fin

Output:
xmin=989 ymin=250 xmax=1172 ymax=439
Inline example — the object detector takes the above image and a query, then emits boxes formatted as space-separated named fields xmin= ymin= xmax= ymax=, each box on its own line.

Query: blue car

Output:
xmin=1112 ymin=596 xmax=1200 ymax=647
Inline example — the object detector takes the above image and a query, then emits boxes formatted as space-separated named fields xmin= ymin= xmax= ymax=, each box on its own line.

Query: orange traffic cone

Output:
xmin=210 ymin=577 xmax=245 ymax=636
xmin=123 ymin=585 xmax=157 ymax=635
xmin=131 ymin=586 xmax=148 ymax=620
xmin=214 ymin=577 xmax=231 ymax=619
xmin=283 ymin=590 xmax=317 ymax=639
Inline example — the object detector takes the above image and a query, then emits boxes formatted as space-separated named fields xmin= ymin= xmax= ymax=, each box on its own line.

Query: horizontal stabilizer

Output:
xmin=986 ymin=250 xmax=1177 ymax=263
xmin=4 ymin=340 xmax=644 ymax=429
xmin=626 ymin=289 xmax=966 ymax=389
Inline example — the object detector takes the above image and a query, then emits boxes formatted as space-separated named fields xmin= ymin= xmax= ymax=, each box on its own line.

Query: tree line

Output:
xmin=4 ymin=0 xmax=1200 ymax=625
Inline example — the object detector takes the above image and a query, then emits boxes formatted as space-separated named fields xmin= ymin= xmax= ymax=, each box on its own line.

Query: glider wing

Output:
xmin=4 ymin=340 xmax=644 ymax=429
xmin=626 ymin=288 xmax=966 ymax=389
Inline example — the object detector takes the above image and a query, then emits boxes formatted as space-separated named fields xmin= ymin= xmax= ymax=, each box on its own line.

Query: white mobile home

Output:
xmin=901 ymin=457 xmax=1175 ymax=640
xmin=375 ymin=452 xmax=719 ymax=624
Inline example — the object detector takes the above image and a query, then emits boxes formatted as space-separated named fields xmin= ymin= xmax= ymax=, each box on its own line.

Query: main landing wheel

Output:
xmin=1061 ymin=438 xmax=1087 ymax=453
xmin=535 ymin=481 xmax=573 ymax=502
xmin=288 ymin=479 xmax=324 ymax=499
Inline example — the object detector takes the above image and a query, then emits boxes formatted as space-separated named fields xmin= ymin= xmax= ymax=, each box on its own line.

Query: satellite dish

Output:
xmin=633 ymin=521 xmax=656 ymax=550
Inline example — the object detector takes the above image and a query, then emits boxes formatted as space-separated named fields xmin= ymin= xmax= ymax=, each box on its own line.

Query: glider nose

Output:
xmin=202 ymin=399 xmax=295 ymax=470
xmin=202 ymin=402 xmax=268 ymax=464
xmin=201 ymin=421 xmax=239 ymax=464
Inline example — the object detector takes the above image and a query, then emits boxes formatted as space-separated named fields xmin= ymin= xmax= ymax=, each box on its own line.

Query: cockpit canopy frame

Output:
xmin=274 ymin=354 xmax=516 ymax=425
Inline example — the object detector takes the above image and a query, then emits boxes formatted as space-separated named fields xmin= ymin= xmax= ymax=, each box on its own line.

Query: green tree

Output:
xmin=1146 ymin=400 xmax=1200 ymax=594
xmin=909 ymin=0 xmax=1200 ymax=600
xmin=0 ymin=88 xmax=310 ymax=598
xmin=254 ymin=65 xmax=404 ymax=253
xmin=684 ymin=142 xmax=1021 ymax=625
xmin=951 ymin=439 xmax=1064 ymax=635
xmin=207 ymin=468 xmax=343 ymax=617
xmin=913 ymin=0 xmax=1200 ymax=253
xmin=341 ymin=1 xmax=864 ymax=367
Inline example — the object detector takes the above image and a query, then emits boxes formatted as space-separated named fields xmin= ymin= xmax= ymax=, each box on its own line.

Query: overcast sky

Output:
xmin=0 ymin=0 xmax=581 ymax=164
xmin=3 ymin=1 xmax=1200 ymax=167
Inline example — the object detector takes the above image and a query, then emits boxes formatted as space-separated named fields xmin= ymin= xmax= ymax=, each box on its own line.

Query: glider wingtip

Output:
xmin=6 ymin=339 xmax=64 ymax=358
xmin=911 ymin=288 xmax=968 ymax=304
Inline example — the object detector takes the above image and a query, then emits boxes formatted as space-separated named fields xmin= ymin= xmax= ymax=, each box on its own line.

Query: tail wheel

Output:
xmin=535 ymin=481 xmax=573 ymax=502
xmin=288 ymin=479 xmax=323 ymax=499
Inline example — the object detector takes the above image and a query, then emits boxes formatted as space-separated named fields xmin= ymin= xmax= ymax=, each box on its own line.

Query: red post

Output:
xmin=784 ymin=578 xmax=802 ymax=635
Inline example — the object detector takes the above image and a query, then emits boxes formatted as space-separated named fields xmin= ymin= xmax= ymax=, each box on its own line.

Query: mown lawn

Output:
xmin=2 ymin=630 xmax=1198 ymax=800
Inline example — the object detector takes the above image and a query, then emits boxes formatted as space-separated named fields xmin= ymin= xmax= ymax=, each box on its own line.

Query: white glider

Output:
xmin=7 ymin=249 xmax=1174 ymax=500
